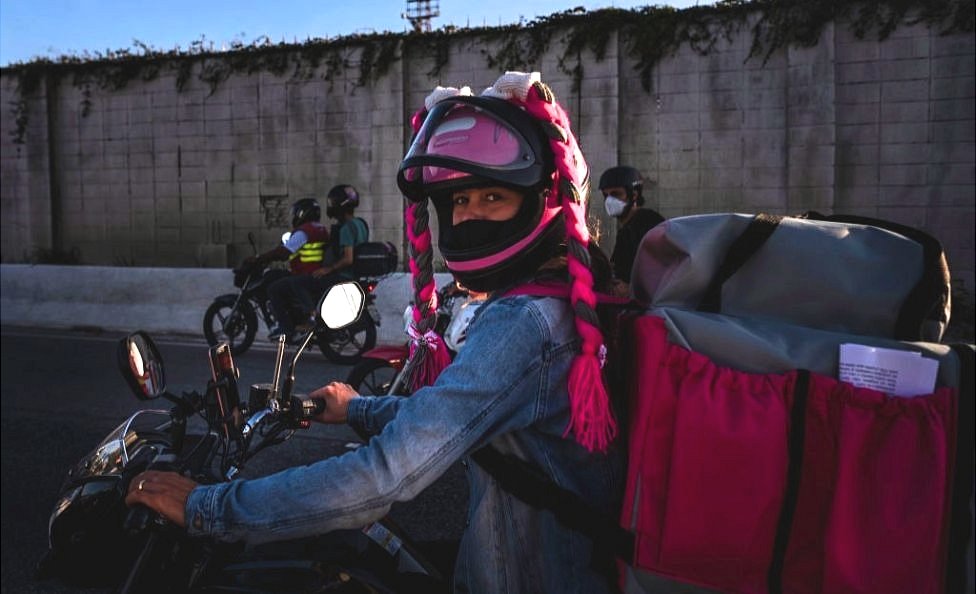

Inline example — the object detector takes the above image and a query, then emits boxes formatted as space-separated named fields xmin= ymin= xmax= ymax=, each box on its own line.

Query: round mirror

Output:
xmin=318 ymin=282 xmax=365 ymax=329
xmin=117 ymin=332 xmax=166 ymax=400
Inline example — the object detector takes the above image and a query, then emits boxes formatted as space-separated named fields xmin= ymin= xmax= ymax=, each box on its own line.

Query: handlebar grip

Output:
xmin=123 ymin=505 xmax=156 ymax=536
xmin=292 ymin=396 xmax=325 ymax=419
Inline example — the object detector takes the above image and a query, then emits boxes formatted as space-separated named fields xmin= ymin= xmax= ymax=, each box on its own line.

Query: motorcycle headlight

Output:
xmin=46 ymin=409 xmax=173 ymax=587
xmin=68 ymin=410 xmax=171 ymax=481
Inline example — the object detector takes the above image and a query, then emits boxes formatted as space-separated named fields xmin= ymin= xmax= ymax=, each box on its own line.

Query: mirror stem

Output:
xmin=171 ymin=414 xmax=187 ymax=455
xmin=281 ymin=331 xmax=316 ymax=404
xmin=162 ymin=391 xmax=185 ymax=408
xmin=291 ymin=330 xmax=315 ymax=371
xmin=270 ymin=335 xmax=287 ymax=404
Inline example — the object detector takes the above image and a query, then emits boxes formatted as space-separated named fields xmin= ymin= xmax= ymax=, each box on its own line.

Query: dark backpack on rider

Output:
xmin=475 ymin=212 xmax=974 ymax=594
xmin=353 ymin=241 xmax=399 ymax=277
xmin=327 ymin=217 xmax=398 ymax=277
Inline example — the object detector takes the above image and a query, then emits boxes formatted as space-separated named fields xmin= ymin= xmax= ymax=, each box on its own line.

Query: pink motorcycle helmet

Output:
xmin=398 ymin=94 xmax=566 ymax=292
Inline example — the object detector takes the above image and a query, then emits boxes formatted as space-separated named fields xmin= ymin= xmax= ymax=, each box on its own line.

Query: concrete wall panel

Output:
xmin=1 ymin=12 xmax=973 ymax=294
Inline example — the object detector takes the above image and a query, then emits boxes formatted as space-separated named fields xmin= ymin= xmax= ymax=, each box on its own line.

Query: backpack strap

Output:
xmin=946 ymin=343 xmax=975 ymax=594
xmin=503 ymin=281 xmax=632 ymax=306
xmin=470 ymin=445 xmax=634 ymax=564
xmin=767 ymin=369 xmax=811 ymax=594
xmin=329 ymin=221 xmax=343 ymax=259
xmin=478 ymin=280 xmax=635 ymax=570
xmin=698 ymin=213 xmax=783 ymax=314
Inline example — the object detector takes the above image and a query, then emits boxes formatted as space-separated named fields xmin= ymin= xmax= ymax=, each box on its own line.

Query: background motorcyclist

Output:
xmin=265 ymin=184 xmax=369 ymax=342
xmin=598 ymin=165 xmax=665 ymax=297
xmin=242 ymin=197 xmax=330 ymax=342
xmin=318 ymin=184 xmax=369 ymax=281
xmin=126 ymin=72 xmax=623 ymax=594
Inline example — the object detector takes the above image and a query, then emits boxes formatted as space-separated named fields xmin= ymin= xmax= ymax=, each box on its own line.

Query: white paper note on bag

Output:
xmin=838 ymin=343 xmax=939 ymax=397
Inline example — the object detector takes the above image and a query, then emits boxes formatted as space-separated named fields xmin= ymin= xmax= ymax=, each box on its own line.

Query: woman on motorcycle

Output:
xmin=127 ymin=71 xmax=624 ymax=594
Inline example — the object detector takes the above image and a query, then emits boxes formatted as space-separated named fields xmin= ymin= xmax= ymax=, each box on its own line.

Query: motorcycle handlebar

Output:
xmin=292 ymin=395 xmax=325 ymax=420
xmin=122 ymin=460 xmax=176 ymax=536
xmin=241 ymin=396 xmax=323 ymax=440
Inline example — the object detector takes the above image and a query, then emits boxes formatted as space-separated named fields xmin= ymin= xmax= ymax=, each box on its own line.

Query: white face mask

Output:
xmin=604 ymin=196 xmax=629 ymax=218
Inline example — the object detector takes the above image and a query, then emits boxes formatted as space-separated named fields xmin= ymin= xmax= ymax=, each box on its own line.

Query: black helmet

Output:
xmin=291 ymin=198 xmax=321 ymax=228
xmin=598 ymin=165 xmax=644 ymax=206
xmin=327 ymin=184 xmax=360 ymax=209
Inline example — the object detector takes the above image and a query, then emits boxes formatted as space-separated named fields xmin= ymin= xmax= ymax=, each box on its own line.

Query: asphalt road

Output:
xmin=0 ymin=326 xmax=466 ymax=593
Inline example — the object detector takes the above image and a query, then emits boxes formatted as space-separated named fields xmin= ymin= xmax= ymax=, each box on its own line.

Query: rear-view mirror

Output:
xmin=117 ymin=331 xmax=166 ymax=400
xmin=318 ymin=282 xmax=365 ymax=330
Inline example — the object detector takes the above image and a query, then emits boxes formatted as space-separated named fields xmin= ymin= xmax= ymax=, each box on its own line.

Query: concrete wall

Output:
xmin=1 ymin=9 xmax=974 ymax=294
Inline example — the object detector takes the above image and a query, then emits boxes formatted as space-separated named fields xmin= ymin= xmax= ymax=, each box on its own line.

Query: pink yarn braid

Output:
xmin=515 ymin=84 xmax=617 ymax=452
xmin=404 ymin=189 xmax=452 ymax=392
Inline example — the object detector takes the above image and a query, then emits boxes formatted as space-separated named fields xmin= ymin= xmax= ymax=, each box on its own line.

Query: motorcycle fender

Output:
xmin=361 ymin=344 xmax=409 ymax=362
xmin=213 ymin=293 xmax=240 ymax=306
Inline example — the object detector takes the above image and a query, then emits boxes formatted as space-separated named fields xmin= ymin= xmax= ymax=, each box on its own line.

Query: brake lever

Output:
xmin=242 ymin=407 xmax=274 ymax=440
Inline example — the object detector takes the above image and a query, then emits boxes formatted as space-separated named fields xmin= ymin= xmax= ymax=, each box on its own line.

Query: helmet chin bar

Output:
xmin=444 ymin=213 xmax=565 ymax=293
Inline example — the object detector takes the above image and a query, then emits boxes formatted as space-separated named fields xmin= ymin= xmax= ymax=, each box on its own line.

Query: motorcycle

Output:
xmin=38 ymin=282 xmax=447 ymax=593
xmin=346 ymin=282 xmax=484 ymax=396
xmin=203 ymin=233 xmax=384 ymax=364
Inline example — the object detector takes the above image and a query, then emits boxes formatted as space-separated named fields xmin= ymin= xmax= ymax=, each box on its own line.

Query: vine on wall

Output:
xmin=472 ymin=0 xmax=973 ymax=93
xmin=3 ymin=0 xmax=972 ymax=144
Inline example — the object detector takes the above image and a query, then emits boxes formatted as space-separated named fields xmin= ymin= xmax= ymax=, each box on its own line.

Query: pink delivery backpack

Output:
xmin=473 ymin=212 xmax=974 ymax=594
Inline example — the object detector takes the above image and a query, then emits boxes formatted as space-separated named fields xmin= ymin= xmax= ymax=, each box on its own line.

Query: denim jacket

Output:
xmin=185 ymin=294 xmax=625 ymax=593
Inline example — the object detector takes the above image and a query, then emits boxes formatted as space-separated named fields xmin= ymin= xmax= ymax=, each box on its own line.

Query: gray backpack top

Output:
xmin=631 ymin=212 xmax=951 ymax=343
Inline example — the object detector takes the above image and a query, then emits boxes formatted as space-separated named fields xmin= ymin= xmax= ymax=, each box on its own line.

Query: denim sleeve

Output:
xmin=347 ymin=395 xmax=403 ymax=436
xmin=184 ymin=296 xmax=559 ymax=545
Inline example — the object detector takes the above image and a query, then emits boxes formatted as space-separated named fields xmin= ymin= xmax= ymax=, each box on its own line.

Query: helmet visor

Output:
xmin=398 ymin=97 xmax=548 ymax=201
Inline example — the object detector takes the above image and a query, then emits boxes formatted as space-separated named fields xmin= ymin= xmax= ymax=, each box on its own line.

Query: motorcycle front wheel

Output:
xmin=346 ymin=358 xmax=402 ymax=396
xmin=316 ymin=314 xmax=377 ymax=365
xmin=203 ymin=296 xmax=258 ymax=356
